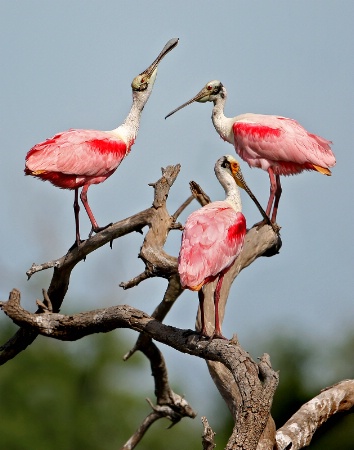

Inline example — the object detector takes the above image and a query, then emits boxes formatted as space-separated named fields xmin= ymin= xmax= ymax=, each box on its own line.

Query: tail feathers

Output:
xmin=25 ymin=169 xmax=47 ymax=176
xmin=312 ymin=164 xmax=332 ymax=176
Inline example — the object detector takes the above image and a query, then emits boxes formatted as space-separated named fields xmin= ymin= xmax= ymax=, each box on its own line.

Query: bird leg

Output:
xmin=271 ymin=174 xmax=282 ymax=223
xmin=73 ymin=188 xmax=81 ymax=247
xmin=80 ymin=185 xmax=112 ymax=236
xmin=198 ymin=289 xmax=207 ymax=337
xmin=265 ymin=168 xmax=282 ymax=224
xmin=212 ymin=274 xmax=228 ymax=340
xmin=265 ymin=168 xmax=277 ymax=219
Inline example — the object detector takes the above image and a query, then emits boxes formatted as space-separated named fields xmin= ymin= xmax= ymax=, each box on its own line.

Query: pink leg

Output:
xmin=198 ymin=289 xmax=207 ymax=336
xmin=271 ymin=175 xmax=282 ymax=223
xmin=73 ymin=188 xmax=81 ymax=246
xmin=266 ymin=168 xmax=277 ymax=218
xmin=80 ymin=185 xmax=112 ymax=235
xmin=213 ymin=274 xmax=228 ymax=340
xmin=80 ymin=185 xmax=99 ymax=230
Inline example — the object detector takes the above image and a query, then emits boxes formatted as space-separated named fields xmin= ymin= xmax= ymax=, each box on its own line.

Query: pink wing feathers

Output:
xmin=178 ymin=201 xmax=246 ymax=290
xmin=25 ymin=129 xmax=128 ymax=188
xmin=232 ymin=114 xmax=335 ymax=175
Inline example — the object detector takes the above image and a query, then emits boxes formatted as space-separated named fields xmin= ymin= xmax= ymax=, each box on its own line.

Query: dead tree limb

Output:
xmin=0 ymin=165 xmax=183 ymax=365
xmin=1 ymin=290 xmax=353 ymax=449
xmin=200 ymin=225 xmax=280 ymax=450
xmin=120 ymin=396 xmax=196 ymax=450
xmin=123 ymin=215 xmax=280 ymax=447
xmin=0 ymin=290 xmax=273 ymax=373
xmin=0 ymin=287 xmax=278 ymax=450
xmin=201 ymin=416 xmax=216 ymax=450
xmin=276 ymin=379 xmax=354 ymax=450
xmin=1 ymin=163 xmax=282 ymax=449
xmin=190 ymin=180 xmax=281 ymax=449
xmin=121 ymin=274 xmax=196 ymax=449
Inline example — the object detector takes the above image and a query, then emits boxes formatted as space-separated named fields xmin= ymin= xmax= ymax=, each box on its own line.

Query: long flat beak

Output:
xmin=165 ymin=85 xmax=211 ymax=119
xmin=232 ymin=167 xmax=271 ymax=225
xmin=142 ymin=38 xmax=179 ymax=77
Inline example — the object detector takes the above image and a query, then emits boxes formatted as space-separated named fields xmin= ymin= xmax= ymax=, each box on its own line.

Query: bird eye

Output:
xmin=131 ymin=75 xmax=149 ymax=91
xmin=207 ymin=85 xmax=212 ymax=91
xmin=221 ymin=159 xmax=229 ymax=169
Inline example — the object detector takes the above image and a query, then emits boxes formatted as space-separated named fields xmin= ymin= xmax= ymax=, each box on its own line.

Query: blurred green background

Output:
xmin=0 ymin=319 xmax=353 ymax=450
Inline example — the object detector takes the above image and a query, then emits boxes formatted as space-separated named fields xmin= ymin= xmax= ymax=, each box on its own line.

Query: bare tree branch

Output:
xmin=0 ymin=165 xmax=183 ymax=365
xmin=172 ymin=194 xmax=195 ymax=220
xmin=0 ymin=287 xmax=279 ymax=450
xmin=0 ymin=289 xmax=271 ymax=371
xmin=189 ymin=181 xmax=211 ymax=206
xmin=120 ymin=274 xmax=194 ymax=449
xmin=187 ymin=180 xmax=282 ymax=449
xmin=119 ymin=178 xmax=280 ymax=449
xmin=6 ymin=158 xmax=348 ymax=450
xmin=201 ymin=416 xmax=216 ymax=450
xmin=194 ymin=224 xmax=280 ymax=448
xmin=276 ymin=379 xmax=354 ymax=450
xmin=119 ymin=186 xmax=281 ymax=448
xmin=120 ymin=397 xmax=195 ymax=450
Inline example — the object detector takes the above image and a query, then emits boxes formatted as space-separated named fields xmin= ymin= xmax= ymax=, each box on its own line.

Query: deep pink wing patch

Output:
xmin=178 ymin=202 xmax=246 ymax=290
xmin=25 ymin=129 xmax=128 ymax=188
xmin=232 ymin=116 xmax=335 ymax=175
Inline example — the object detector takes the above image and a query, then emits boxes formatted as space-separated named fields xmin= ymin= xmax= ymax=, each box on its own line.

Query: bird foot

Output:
xmin=198 ymin=329 xmax=228 ymax=341
xmin=198 ymin=328 xmax=212 ymax=340
xmin=68 ymin=239 xmax=86 ymax=252
xmin=89 ymin=223 xmax=113 ymax=238
xmin=254 ymin=219 xmax=281 ymax=234
xmin=209 ymin=332 xmax=228 ymax=341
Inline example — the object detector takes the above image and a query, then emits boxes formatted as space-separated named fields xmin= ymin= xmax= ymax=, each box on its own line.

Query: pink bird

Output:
xmin=166 ymin=80 xmax=336 ymax=223
xmin=25 ymin=38 xmax=178 ymax=247
xmin=179 ymin=155 xmax=270 ymax=339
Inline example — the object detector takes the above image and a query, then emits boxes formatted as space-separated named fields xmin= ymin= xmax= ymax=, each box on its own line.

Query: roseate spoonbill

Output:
xmin=166 ymin=80 xmax=336 ymax=223
xmin=178 ymin=155 xmax=270 ymax=339
xmin=25 ymin=38 xmax=178 ymax=247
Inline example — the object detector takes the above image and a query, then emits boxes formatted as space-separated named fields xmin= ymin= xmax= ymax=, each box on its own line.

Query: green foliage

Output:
xmin=0 ymin=321 xmax=353 ymax=449
xmin=0 ymin=322 xmax=199 ymax=450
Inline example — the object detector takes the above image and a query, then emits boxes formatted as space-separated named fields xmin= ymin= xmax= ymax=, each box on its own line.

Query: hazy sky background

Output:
xmin=1 ymin=1 xmax=353 ymax=419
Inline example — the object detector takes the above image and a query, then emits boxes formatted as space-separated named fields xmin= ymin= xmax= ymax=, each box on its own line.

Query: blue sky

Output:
xmin=1 ymin=0 xmax=353 ymax=416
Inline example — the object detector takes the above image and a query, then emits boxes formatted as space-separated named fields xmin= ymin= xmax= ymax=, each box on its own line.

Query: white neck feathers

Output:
xmin=111 ymin=77 xmax=156 ymax=146
xmin=214 ymin=163 xmax=242 ymax=213
xmin=211 ymin=88 xmax=234 ymax=144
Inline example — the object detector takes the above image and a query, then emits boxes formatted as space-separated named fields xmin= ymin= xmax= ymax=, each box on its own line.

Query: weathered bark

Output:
xmin=1 ymin=283 xmax=280 ymax=450
xmin=201 ymin=416 xmax=216 ymax=450
xmin=276 ymin=380 xmax=354 ymax=449
xmin=0 ymin=287 xmax=279 ymax=450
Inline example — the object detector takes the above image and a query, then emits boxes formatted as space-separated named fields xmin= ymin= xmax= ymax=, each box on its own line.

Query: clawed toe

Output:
xmin=89 ymin=223 xmax=113 ymax=238
xmin=198 ymin=330 xmax=229 ymax=341
xmin=68 ymin=239 xmax=86 ymax=252
xmin=254 ymin=219 xmax=280 ymax=234
xmin=210 ymin=332 xmax=228 ymax=341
